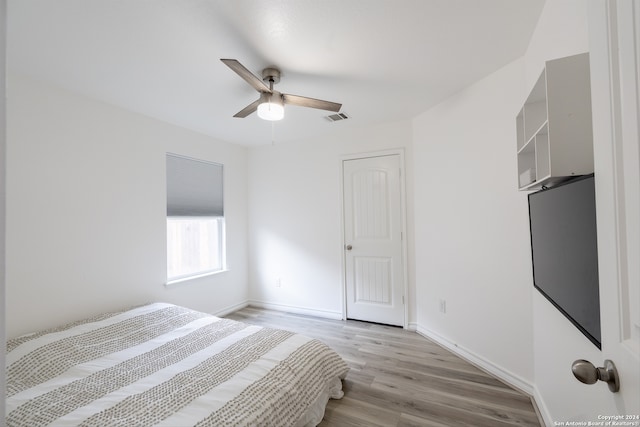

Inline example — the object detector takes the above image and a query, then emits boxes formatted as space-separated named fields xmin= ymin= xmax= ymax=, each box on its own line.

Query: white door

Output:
xmin=588 ymin=0 xmax=639 ymax=415
xmin=342 ymin=154 xmax=405 ymax=326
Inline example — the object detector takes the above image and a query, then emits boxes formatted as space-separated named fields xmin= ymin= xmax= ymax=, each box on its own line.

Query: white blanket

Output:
xmin=6 ymin=303 xmax=349 ymax=427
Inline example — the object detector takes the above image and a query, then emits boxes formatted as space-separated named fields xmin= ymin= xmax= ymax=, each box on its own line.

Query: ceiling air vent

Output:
xmin=325 ymin=112 xmax=350 ymax=122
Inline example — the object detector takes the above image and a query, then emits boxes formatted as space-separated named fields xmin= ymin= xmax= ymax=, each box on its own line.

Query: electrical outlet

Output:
xmin=439 ymin=299 xmax=447 ymax=314
xmin=275 ymin=278 xmax=282 ymax=288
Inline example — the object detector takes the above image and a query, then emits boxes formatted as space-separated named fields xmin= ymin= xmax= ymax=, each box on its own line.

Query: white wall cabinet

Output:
xmin=516 ymin=53 xmax=594 ymax=191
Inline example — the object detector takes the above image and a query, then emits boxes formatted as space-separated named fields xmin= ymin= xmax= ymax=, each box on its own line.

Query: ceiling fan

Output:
xmin=221 ymin=59 xmax=342 ymax=121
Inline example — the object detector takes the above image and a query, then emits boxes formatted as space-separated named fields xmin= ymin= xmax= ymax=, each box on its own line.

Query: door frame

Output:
xmin=339 ymin=148 xmax=409 ymax=329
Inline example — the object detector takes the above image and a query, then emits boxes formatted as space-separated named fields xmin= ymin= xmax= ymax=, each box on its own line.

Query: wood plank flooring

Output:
xmin=226 ymin=306 xmax=541 ymax=427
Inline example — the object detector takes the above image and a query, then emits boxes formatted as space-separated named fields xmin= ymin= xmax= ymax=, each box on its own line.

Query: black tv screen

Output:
xmin=528 ymin=174 xmax=601 ymax=349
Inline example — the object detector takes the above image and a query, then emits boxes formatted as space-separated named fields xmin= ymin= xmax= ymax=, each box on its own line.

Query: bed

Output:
xmin=6 ymin=302 xmax=349 ymax=427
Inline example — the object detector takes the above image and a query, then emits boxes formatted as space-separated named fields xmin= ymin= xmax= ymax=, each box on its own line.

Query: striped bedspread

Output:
xmin=6 ymin=303 xmax=349 ymax=427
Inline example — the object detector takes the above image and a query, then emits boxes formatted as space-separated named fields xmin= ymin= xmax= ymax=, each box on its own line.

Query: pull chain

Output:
xmin=271 ymin=121 xmax=275 ymax=145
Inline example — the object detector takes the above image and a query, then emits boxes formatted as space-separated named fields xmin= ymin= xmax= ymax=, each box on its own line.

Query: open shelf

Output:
xmin=516 ymin=53 xmax=594 ymax=191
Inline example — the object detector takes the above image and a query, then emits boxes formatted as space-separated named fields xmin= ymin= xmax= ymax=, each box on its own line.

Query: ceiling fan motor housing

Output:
xmin=262 ymin=68 xmax=281 ymax=85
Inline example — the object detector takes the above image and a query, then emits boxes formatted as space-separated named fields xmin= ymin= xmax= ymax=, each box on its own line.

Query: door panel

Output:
xmin=343 ymin=154 xmax=404 ymax=326
xmin=354 ymin=256 xmax=392 ymax=304
xmin=588 ymin=0 xmax=639 ymax=416
xmin=353 ymin=168 xmax=390 ymax=239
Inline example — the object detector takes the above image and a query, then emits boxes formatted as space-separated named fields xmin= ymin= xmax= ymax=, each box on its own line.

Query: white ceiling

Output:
xmin=7 ymin=0 xmax=545 ymax=146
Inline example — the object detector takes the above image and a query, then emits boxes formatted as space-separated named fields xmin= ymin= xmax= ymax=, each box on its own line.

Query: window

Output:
xmin=167 ymin=217 xmax=224 ymax=280
xmin=166 ymin=154 xmax=225 ymax=283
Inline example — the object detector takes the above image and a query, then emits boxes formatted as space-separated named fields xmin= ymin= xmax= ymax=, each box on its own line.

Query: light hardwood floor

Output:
xmin=226 ymin=306 xmax=541 ymax=427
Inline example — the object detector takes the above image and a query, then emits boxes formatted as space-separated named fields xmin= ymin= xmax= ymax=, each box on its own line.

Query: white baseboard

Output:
xmin=247 ymin=300 xmax=343 ymax=320
xmin=213 ymin=300 xmax=250 ymax=318
xmin=532 ymin=386 xmax=552 ymax=427
xmin=416 ymin=325 xmax=535 ymax=397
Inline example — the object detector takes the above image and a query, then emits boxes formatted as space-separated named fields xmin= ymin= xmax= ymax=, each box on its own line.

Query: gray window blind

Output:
xmin=166 ymin=153 xmax=223 ymax=217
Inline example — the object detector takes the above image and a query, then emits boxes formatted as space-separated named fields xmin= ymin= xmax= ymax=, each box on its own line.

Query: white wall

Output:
xmin=413 ymin=0 xmax=597 ymax=423
xmin=6 ymin=73 xmax=249 ymax=338
xmin=412 ymin=58 xmax=535 ymax=390
xmin=524 ymin=0 xmax=589 ymax=87
xmin=247 ymin=121 xmax=416 ymax=323
xmin=524 ymin=1 xmax=597 ymax=424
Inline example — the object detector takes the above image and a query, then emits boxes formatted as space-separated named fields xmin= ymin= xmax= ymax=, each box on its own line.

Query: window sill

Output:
xmin=165 ymin=269 xmax=228 ymax=286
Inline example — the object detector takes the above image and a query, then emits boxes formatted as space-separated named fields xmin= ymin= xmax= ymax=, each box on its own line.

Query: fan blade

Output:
xmin=221 ymin=59 xmax=271 ymax=93
xmin=233 ymin=99 xmax=261 ymax=118
xmin=283 ymin=94 xmax=341 ymax=112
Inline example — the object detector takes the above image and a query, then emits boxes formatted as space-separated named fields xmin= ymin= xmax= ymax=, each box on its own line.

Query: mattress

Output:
xmin=6 ymin=303 xmax=349 ymax=426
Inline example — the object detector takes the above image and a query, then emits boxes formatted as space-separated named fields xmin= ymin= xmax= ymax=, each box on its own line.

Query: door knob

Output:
xmin=345 ymin=244 xmax=353 ymax=251
xmin=571 ymin=359 xmax=620 ymax=392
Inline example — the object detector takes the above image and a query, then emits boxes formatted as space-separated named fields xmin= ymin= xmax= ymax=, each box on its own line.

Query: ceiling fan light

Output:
xmin=257 ymin=93 xmax=284 ymax=121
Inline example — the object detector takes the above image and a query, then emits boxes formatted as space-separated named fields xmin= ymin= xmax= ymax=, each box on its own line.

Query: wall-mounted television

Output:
xmin=528 ymin=174 xmax=601 ymax=349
